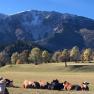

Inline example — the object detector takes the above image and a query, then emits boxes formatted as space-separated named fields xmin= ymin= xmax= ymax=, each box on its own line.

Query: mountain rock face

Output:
xmin=0 ymin=10 xmax=94 ymax=51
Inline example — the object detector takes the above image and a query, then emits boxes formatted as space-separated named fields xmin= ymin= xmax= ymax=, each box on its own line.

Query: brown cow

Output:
xmin=63 ymin=81 xmax=72 ymax=90
xmin=63 ymin=81 xmax=90 ymax=91
xmin=39 ymin=80 xmax=46 ymax=89
xmin=22 ymin=80 xmax=35 ymax=88
xmin=22 ymin=80 xmax=46 ymax=89
xmin=63 ymin=81 xmax=82 ymax=91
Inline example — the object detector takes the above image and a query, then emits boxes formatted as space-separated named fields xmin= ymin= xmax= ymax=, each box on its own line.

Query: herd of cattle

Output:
xmin=6 ymin=79 xmax=90 ymax=91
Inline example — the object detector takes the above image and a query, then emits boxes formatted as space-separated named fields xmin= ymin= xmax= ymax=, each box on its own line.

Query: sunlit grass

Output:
xmin=0 ymin=63 xmax=94 ymax=94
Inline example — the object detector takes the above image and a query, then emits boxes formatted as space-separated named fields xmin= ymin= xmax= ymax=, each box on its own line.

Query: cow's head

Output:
xmin=82 ymin=81 xmax=90 ymax=91
xmin=83 ymin=81 xmax=90 ymax=86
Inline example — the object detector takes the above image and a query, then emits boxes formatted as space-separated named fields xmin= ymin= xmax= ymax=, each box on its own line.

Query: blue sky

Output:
xmin=0 ymin=0 xmax=94 ymax=19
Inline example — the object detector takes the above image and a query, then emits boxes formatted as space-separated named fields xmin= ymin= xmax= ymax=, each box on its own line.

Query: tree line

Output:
xmin=0 ymin=46 xmax=94 ymax=67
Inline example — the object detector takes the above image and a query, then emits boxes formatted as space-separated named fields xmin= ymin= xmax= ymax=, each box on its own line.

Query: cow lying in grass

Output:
xmin=22 ymin=80 xmax=48 ymax=89
xmin=5 ymin=79 xmax=14 ymax=87
xmin=22 ymin=80 xmax=90 ymax=91
xmin=47 ymin=79 xmax=64 ymax=90
xmin=5 ymin=78 xmax=19 ymax=88
xmin=22 ymin=80 xmax=39 ymax=89
xmin=63 ymin=81 xmax=90 ymax=91
xmin=22 ymin=79 xmax=64 ymax=90
xmin=63 ymin=81 xmax=81 ymax=91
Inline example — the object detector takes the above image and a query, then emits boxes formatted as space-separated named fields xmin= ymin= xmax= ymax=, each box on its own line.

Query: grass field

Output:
xmin=0 ymin=63 xmax=94 ymax=94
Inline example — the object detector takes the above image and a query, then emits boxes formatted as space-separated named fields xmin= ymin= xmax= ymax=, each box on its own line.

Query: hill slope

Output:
xmin=0 ymin=10 xmax=94 ymax=51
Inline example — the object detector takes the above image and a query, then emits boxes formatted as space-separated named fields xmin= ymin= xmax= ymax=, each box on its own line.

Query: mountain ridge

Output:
xmin=0 ymin=10 xmax=94 ymax=51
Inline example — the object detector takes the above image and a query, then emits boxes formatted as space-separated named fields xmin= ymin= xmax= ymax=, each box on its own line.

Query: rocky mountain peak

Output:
xmin=0 ymin=10 xmax=94 ymax=51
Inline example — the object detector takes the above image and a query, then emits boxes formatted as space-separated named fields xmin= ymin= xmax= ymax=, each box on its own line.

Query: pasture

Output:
xmin=0 ymin=63 xmax=94 ymax=94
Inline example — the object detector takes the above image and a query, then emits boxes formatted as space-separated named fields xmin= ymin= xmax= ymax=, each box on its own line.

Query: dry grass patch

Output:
xmin=0 ymin=63 xmax=94 ymax=94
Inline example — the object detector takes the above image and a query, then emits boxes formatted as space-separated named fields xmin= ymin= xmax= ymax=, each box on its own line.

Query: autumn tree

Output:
xmin=42 ymin=50 xmax=50 ymax=63
xmin=58 ymin=54 xmax=64 ymax=62
xmin=70 ymin=46 xmax=80 ymax=62
xmin=19 ymin=50 xmax=29 ymax=64
xmin=62 ymin=49 xmax=69 ymax=67
xmin=82 ymin=48 xmax=92 ymax=63
xmin=0 ymin=51 xmax=10 ymax=67
xmin=16 ymin=59 xmax=23 ymax=64
xmin=28 ymin=47 xmax=42 ymax=65
xmin=52 ymin=51 xmax=61 ymax=62
xmin=11 ymin=52 xmax=19 ymax=64
xmin=91 ymin=51 xmax=94 ymax=61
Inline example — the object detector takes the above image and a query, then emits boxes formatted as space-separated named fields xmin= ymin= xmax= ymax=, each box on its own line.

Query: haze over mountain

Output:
xmin=0 ymin=10 xmax=94 ymax=51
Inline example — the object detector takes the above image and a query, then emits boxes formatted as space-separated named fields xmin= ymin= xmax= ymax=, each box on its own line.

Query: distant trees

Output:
xmin=70 ymin=46 xmax=80 ymax=62
xmin=52 ymin=51 xmax=61 ymax=62
xmin=1 ymin=45 xmax=94 ymax=67
xmin=8 ymin=46 xmax=94 ymax=66
xmin=82 ymin=48 xmax=92 ymax=63
xmin=16 ymin=59 xmax=23 ymax=64
xmin=11 ymin=52 xmax=19 ymax=64
xmin=19 ymin=50 xmax=29 ymax=64
xmin=42 ymin=50 xmax=50 ymax=63
xmin=51 ymin=46 xmax=93 ymax=65
xmin=62 ymin=49 xmax=69 ymax=67
xmin=0 ymin=51 xmax=10 ymax=67
xmin=28 ymin=47 xmax=42 ymax=65
xmin=53 ymin=49 xmax=69 ymax=67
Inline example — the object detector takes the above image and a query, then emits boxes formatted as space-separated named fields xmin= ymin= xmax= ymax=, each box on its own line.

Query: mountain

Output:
xmin=0 ymin=10 xmax=94 ymax=51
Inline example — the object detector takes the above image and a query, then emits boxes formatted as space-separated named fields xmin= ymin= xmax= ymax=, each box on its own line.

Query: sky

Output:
xmin=0 ymin=0 xmax=94 ymax=19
